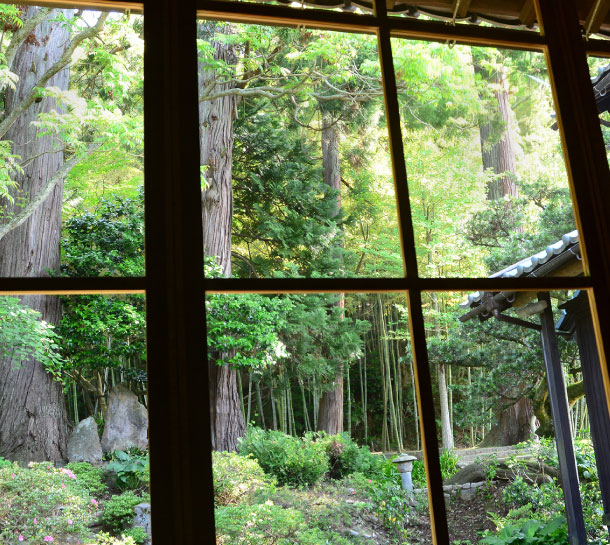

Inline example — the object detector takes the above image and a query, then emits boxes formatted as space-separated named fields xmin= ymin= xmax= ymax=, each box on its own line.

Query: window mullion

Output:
xmin=376 ymin=2 xmax=448 ymax=543
xmin=144 ymin=1 xmax=214 ymax=543
xmin=536 ymin=0 xmax=610 ymax=420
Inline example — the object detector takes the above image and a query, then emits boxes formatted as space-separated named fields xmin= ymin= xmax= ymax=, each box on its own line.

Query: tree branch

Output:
xmin=0 ymin=12 xmax=109 ymax=141
xmin=0 ymin=141 xmax=101 ymax=242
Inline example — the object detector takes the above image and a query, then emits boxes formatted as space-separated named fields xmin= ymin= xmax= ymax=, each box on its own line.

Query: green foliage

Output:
xmin=312 ymin=432 xmax=387 ymax=480
xmin=101 ymin=491 xmax=147 ymax=533
xmin=0 ymin=462 xmax=96 ymax=545
xmin=0 ymin=297 xmax=65 ymax=381
xmin=410 ymin=449 xmax=459 ymax=487
xmin=502 ymin=477 xmax=563 ymax=514
xmin=61 ymin=193 xmax=144 ymax=277
xmin=213 ymin=451 xmax=275 ymax=506
xmin=206 ymin=291 xmax=291 ymax=369
xmin=93 ymin=532 xmax=138 ymax=545
xmin=238 ymin=428 xmax=329 ymax=487
xmin=120 ymin=527 xmax=149 ymax=545
xmin=65 ymin=462 xmax=107 ymax=497
xmin=480 ymin=517 xmax=568 ymax=545
xmin=106 ymin=450 xmax=149 ymax=491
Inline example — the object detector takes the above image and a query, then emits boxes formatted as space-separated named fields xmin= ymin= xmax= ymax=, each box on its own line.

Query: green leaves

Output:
xmin=0 ymin=297 xmax=65 ymax=381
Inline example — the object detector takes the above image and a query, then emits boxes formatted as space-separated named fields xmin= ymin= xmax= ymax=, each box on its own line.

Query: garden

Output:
xmin=0 ymin=3 xmax=609 ymax=545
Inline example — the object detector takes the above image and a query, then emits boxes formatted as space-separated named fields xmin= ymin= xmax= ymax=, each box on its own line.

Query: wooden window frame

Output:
xmin=2 ymin=1 xmax=610 ymax=544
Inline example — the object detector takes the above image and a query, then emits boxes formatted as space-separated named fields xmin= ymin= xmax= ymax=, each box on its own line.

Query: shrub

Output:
xmin=439 ymin=449 xmax=460 ymax=480
xmin=66 ymin=462 xmax=107 ymax=496
xmin=0 ymin=462 xmax=96 ymax=545
xmin=120 ymin=527 xmax=149 ymax=545
xmin=213 ymin=451 xmax=275 ymax=506
xmin=310 ymin=432 xmax=387 ymax=479
xmin=89 ymin=533 xmax=138 ymax=545
xmin=215 ymin=501 xmax=353 ymax=545
xmin=101 ymin=491 xmax=148 ymax=532
xmin=238 ymin=428 xmax=328 ymax=487
xmin=106 ymin=450 xmax=149 ymax=491
xmin=480 ymin=517 xmax=568 ymax=545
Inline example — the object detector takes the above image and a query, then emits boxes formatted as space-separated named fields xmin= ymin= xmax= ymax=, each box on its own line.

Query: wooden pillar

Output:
xmin=560 ymin=292 xmax=610 ymax=525
xmin=538 ymin=293 xmax=587 ymax=545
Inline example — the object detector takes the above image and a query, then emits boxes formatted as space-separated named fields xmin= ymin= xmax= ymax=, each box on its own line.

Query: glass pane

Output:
xmin=0 ymin=293 xmax=150 ymax=545
xmin=206 ymin=292 xmax=435 ymax=543
xmin=0 ymin=6 xmax=144 ymax=278
xmin=391 ymin=40 xmax=579 ymax=278
xmin=423 ymin=289 xmax=609 ymax=544
xmin=198 ymin=22 xmax=403 ymax=279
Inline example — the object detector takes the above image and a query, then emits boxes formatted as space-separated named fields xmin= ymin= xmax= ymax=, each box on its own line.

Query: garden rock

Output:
xmin=101 ymin=384 xmax=148 ymax=453
xmin=445 ymin=463 xmax=486 ymax=485
xmin=67 ymin=417 xmax=103 ymax=464
xmin=132 ymin=502 xmax=152 ymax=545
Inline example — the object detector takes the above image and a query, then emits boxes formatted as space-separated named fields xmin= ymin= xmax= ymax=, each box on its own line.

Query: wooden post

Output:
xmin=538 ymin=293 xmax=587 ymax=545
xmin=560 ymin=292 xmax=610 ymax=526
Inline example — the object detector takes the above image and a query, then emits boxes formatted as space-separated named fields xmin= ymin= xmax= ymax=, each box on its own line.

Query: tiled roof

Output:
xmin=461 ymin=230 xmax=580 ymax=309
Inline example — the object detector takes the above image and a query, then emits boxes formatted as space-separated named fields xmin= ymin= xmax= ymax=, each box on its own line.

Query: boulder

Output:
xmin=67 ymin=417 xmax=103 ymax=464
xmin=132 ymin=502 xmax=152 ymax=545
xmin=445 ymin=463 xmax=486 ymax=485
xmin=101 ymin=384 xmax=148 ymax=453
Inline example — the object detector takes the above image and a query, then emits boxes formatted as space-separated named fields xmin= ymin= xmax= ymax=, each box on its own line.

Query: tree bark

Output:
xmin=481 ymin=396 xmax=534 ymax=446
xmin=317 ymin=113 xmax=345 ymax=435
xmin=473 ymin=52 xmax=518 ymax=201
xmin=199 ymin=27 xmax=245 ymax=451
xmin=0 ymin=8 xmax=72 ymax=462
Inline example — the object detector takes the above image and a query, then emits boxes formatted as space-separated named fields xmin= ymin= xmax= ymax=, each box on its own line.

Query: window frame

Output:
xmin=2 ymin=1 xmax=610 ymax=544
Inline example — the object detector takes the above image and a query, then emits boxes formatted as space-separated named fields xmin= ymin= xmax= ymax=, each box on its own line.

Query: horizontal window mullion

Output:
xmin=0 ymin=276 xmax=146 ymax=295
xmin=203 ymin=276 xmax=593 ymax=293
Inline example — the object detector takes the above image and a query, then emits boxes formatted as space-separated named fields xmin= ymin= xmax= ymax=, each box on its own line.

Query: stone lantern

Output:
xmin=391 ymin=453 xmax=418 ymax=493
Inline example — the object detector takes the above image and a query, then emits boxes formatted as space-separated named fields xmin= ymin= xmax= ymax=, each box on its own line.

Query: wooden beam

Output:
xmin=519 ymin=0 xmax=536 ymax=26
xmin=452 ymin=0 xmax=472 ymax=19
xmin=562 ymin=293 xmax=610 ymax=524
xmin=538 ymin=293 xmax=587 ymax=545
xmin=585 ymin=0 xmax=610 ymax=36
xmin=536 ymin=0 xmax=610 ymax=458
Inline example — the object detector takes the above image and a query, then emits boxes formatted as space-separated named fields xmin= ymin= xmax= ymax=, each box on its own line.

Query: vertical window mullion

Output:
xmin=535 ymin=0 xmax=610 ymax=418
xmin=144 ymin=1 xmax=215 ymax=544
xmin=375 ymin=3 xmax=449 ymax=543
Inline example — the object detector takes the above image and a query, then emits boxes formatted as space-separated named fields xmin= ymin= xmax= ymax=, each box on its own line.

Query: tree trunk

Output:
xmin=199 ymin=27 xmax=245 ymax=451
xmin=481 ymin=396 xmax=534 ymax=446
xmin=473 ymin=52 xmax=518 ymax=201
xmin=317 ymin=113 xmax=345 ymax=435
xmin=0 ymin=8 xmax=72 ymax=462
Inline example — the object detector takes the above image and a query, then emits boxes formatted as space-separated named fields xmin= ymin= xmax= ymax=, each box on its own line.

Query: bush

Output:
xmin=106 ymin=450 xmax=149 ymax=491
xmin=101 ymin=491 xmax=148 ymax=532
xmin=66 ymin=462 xmax=107 ymax=497
xmin=480 ymin=517 xmax=568 ymax=545
xmin=215 ymin=501 xmax=353 ymax=545
xmin=213 ymin=451 xmax=275 ymax=506
xmin=120 ymin=527 xmax=149 ymax=545
xmin=0 ymin=462 xmax=96 ymax=545
xmin=311 ymin=432 xmax=387 ymax=480
xmin=90 ymin=533 xmax=138 ymax=545
xmin=238 ymin=428 xmax=328 ymax=487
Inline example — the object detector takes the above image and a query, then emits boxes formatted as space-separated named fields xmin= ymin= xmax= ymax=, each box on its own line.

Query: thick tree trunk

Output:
xmin=0 ymin=8 xmax=71 ymax=462
xmin=199 ymin=28 xmax=245 ymax=451
xmin=317 ymin=114 xmax=344 ymax=435
xmin=473 ymin=53 xmax=518 ymax=201
xmin=481 ymin=396 xmax=534 ymax=447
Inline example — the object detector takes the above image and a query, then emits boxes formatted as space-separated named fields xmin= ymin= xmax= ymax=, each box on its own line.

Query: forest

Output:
xmin=0 ymin=5 xmax=607 ymax=545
